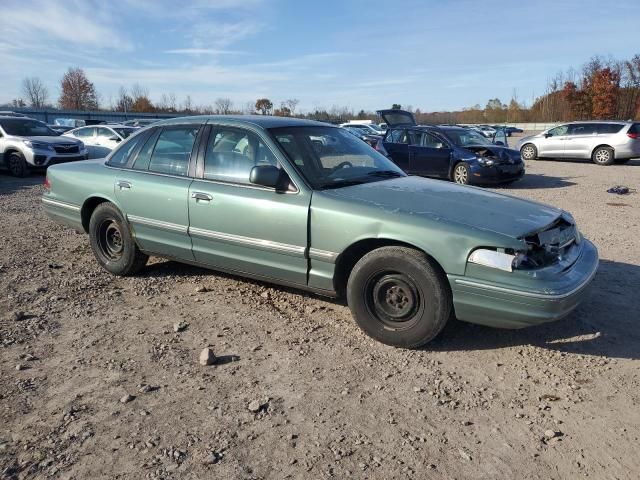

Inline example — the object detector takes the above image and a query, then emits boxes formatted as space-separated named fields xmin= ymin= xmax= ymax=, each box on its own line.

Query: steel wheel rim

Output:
xmin=522 ymin=146 xmax=535 ymax=159
xmin=595 ymin=149 xmax=609 ymax=162
xmin=454 ymin=165 xmax=468 ymax=184
xmin=366 ymin=273 xmax=421 ymax=330
xmin=97 ymin=219 xmax=124 ymax=261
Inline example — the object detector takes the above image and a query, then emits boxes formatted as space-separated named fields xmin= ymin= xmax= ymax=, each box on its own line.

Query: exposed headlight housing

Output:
xmin=477 ymin=157 xmax=494 ymax=166
xmin=23 ymin=140 xmax=53 ymax=150
xmin=468 ymin=249 xmax=515 ymax=272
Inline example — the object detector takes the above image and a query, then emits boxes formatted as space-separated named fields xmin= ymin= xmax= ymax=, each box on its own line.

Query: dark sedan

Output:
xmin=375 ymin=110 xmax=524 ymax=185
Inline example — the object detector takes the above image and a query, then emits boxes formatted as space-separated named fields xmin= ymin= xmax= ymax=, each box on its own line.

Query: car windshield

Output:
xmin=0 ymin=119 xmax=56 ymax=136
xmin=442 ymin=129 xmax=492 ymax=147
xmin=270 ymin=126 xmax=406 ymax=189
xmin=113 ymin=127 xmax=136 ymax=139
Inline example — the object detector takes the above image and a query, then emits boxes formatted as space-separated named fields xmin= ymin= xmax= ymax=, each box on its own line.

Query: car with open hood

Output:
xmin=42 ymin=115 xmax=597 ymax=348
xmin=375 ymin=109 xmax=524 ymax=185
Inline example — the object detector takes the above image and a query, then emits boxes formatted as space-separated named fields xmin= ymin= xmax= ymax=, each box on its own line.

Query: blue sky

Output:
xmin=1 ymin=0 xmax=638 ymax=112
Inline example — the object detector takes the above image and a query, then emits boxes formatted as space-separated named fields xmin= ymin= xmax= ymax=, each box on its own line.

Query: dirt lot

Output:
xmin=1 ymin=145 xmax=639 ymax=479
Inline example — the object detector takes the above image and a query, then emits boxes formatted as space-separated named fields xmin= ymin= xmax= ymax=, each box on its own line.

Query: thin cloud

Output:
xmin=164 ymin=48 xmax=246 ymax=56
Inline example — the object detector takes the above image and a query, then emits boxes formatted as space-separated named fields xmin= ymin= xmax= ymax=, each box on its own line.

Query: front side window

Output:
xmin=423 ymin=132 xmax=447 ymax=148
xmin=96 ymin=127 xmax=114 ymax=139
xmin=270 ymin=126 xmax=405 ymax=190
xmin=147 ymin=126 xmax=199 ymax=176
xmin=0 ymin=119 xmax=56 ymax=137
xmin=203 ymin=128 xmax=278 ymax=184
xmin=547 ymin=125 xmax=569 ymax=137
xmin=106 ymin=131 xmax=148 ymax=167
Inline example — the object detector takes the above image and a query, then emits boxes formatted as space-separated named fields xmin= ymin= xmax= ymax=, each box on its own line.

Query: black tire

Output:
xmin=592 ymin=146 xmax=614 ymax=165
xmin=88 ymin=202 xmax=148 ymax=276
xmin=452 ymin=162 xmax=470 ymax=185
xmin=614 ymin=158 xmax=630 ymax=164
xmin=520 ymin=143 xmax=537 ymax=161
xmin=346 ymin=246 xmax=452 ymax=348
xmin=8 ymin=152 xmax=29 ymax=177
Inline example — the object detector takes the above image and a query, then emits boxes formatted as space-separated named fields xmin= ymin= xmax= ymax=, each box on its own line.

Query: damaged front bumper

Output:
xmin=447 ymin=239 xmax=599 ymax=329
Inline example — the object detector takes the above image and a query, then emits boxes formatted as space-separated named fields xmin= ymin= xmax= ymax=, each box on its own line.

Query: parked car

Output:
xmin=0 ymin=111 xmax=29 ymax=118
xmin=122 ymin=119 xmax=159 ymax=128
xmin=0 ymin=116 xmax=88 ymax=176
xmin=64 ymin=125 xmax=138 ymax=158
xmin=492 ymin=125 xmax=524 ymax=137
xmin=469 ymin=125 xmax=496 ymax=138
xmin=340 ymin=122 xmax=385 ymax=136
xmin=54 ymin=118 xmax=86 ymax=128
xmin=342 ymin=126 xmax=382 ymax=147
xmin=375 ymin=110 xmax=524 ymax=185
xmin=48 ymin=125 xmax=73 ymax=135
xmin=42 ymin=115 xmax=597 ymax=348
xmin=517 ymin=121 xmax=640 ymax=165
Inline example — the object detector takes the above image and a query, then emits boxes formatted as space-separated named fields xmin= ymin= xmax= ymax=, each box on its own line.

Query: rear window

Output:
xmin=596 ymin=123 xmax=625 ymax=134
xmin=628 ymin=124 xmax=640 ymax=134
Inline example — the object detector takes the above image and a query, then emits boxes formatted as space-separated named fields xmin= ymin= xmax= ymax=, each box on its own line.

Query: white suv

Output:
xmin=0 ymin=116 xmax=88 ymax=176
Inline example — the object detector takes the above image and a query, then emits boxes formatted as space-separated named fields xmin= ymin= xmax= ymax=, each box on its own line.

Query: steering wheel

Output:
xmin=332 ymin=161 xmax=353 ymax=171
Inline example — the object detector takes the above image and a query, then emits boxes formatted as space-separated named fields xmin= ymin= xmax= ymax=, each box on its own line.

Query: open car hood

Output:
xmin=377 ymin=109 xmax=416 ymax=127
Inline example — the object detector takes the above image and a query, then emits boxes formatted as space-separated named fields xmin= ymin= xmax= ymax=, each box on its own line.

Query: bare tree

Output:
xmin=22 ymin=77 xmax=49 ymax=108
xmin=115 ymin=87 xmax=133 ymax=112
xmin=214 ymin=97 xmax=233 ymax=114
xmin=282 ymin=98 xmax=299 ymax=116
xmin=183 ymin=95 xmax=193 ymax=113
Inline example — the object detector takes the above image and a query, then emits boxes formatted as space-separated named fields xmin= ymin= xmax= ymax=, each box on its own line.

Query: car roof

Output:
xmin=562 ymin=120 xmax=633 ymax=124
xmin=153 ymin=115 xmax=332 ymax=129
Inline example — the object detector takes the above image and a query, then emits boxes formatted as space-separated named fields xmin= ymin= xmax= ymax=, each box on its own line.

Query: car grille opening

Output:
xmin=53 ymin=144 xmax=80 ymax=154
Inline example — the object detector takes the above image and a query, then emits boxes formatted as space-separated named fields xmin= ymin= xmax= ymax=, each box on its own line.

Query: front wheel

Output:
xmin=8 ymin=152 xmax=29 ymax=177
xmin=592 ymin=146 xmax=614 ymax=165
xmin=346 ymin=246 xmax=452 ymax=348
xmin=89 ymin=202 xmax=148 ymax=276
xmin=452 ymin=162 xmax=470 ymax=185
xmin=520 ymin=143 xmax=537 ymax=161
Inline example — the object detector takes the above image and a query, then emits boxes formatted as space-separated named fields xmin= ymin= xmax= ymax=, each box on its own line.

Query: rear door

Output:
xmin=187 ymin=124 xmax=310 ymax=285
xmin=382 ymin=128 xmax=411 ymax=172
xmin=539 ymin=124 xmax=569 ymax=158
xmin=114 ymin=124 xmax=201 ymax=261
xmin=408 ymin=130 xmax=452 ymax=177
xmin=564 ymin=123 xmax=597 ymax=158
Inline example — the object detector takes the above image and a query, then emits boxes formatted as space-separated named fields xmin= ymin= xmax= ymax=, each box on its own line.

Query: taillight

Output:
xmin=44 ymin=176 xmax=51 ymax=191
xmin=627 ymin=133 xmax=639 ymax=139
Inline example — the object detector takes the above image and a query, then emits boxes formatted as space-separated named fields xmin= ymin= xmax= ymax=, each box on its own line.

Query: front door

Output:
xmin=115 ymin=124 xmax=201 ymax=261
xmin=188 ymin=125 xmax=310 ymax=285
xmin=408 ymin=130 xmax=452 ymax=177
xmin=563 ymin=123 xmax=596 ymax=158
xmin=539 ymin=124 xmax=569 ymax=158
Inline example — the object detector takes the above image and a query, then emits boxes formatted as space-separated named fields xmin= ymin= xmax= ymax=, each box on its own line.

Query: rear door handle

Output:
xmin=191 ymin=192 xmax=213 ymax=201
xmin=117 ymin=180 xmax=132 ymax=189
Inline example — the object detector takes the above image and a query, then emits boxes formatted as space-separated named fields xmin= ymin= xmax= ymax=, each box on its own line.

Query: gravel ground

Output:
xmin=1 ymin=148 xmax=639 ymax=479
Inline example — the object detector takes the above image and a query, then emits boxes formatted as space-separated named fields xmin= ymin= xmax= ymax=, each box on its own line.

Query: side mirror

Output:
xmin=250 ymin=165 xmax=290 ymax=190
xmin=544 ymin=133 xmax=552 ymax=138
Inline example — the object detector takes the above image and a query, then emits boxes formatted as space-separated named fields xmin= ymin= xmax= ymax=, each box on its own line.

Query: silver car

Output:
xmin=517 ymin=121 xmax=640 ymax=165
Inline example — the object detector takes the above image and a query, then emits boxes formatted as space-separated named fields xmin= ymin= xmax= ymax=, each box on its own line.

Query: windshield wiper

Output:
xmin=319 ymin=179 xmax=367 ymax=189
xmin=366 ymin=170 xmax=404 ymax=177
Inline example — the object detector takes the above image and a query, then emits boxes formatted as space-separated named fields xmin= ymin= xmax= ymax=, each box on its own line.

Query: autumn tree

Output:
xmin=391 ymin=103 xmax=401 ymax=110
xmin=214 ymin=97 xmax=233 ymax=114
xmin=58 ymin=67 xmax=99 ymax=110
xmin=591 ymin=67 xmax=620 ymax=119
xmin=255 ymin=98 xmax=273 ymax=115
xmin=274 ymin=105 xmax=291 ymax=117
xmin=22 ymin=77 xmax=49 ymax=108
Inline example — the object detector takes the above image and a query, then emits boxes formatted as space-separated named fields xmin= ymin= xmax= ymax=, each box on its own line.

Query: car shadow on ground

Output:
xmin=143 ymin=258 xmax=639 ymax=360
xmin=0 ymin=173 xmax=44 ymax=196
xmin=534 ymin=158 xmax=640 ymax=166
xmin=505 ymin=173 xmax=578 ymax=190
xmin=430 ymin=259 xmax=640 ymax=360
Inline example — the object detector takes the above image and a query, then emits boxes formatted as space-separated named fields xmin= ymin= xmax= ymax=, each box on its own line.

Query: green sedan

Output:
xmin=42 ymin=115 xmax=598 ymax=348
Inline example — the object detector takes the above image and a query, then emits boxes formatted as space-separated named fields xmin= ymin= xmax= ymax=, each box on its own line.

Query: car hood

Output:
xmin=323 ymin=176 xmax=563 ymax=239
xmin=459 ymin=144 xmax=522 ymax=163
xmin=22 ymin=136 xmax=83 ymax=145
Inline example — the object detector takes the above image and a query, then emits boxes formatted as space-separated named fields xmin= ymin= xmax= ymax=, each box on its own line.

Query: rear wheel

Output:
xmin=89 ymin=202 xmax=148 ymax=276
xmin=592 ymin=146 xmax=614 ymax=165
xmin=346 ymin=246 xmax=452 ymax=348
xmin=8 ymin=152 xmax=29 ymax=177
xmin=520 ymin=143 xmax=537 ymax=160
xmin=452 ymin=162 xmax=470 ymax=185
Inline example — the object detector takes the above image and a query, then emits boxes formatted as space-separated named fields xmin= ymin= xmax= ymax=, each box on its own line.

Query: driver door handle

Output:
xmin=116 ymin=180 xmax=132 ymax=189
xmin=191 ymin=192 xmax=213 ymax=201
